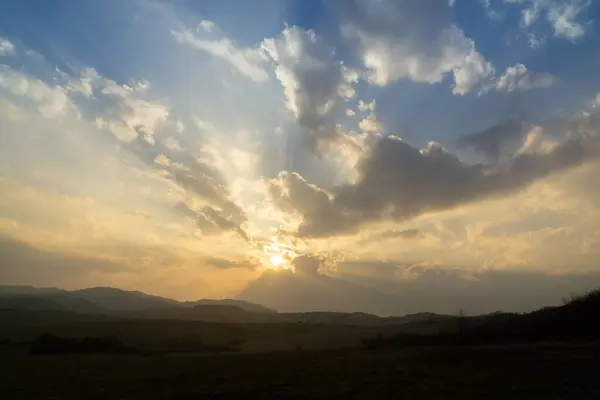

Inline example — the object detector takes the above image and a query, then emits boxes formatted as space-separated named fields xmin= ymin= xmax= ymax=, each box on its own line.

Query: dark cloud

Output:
xmin=458 ymin=119 xmax=527 ymax=163
xmin=271 ymin=115 xmax=600 ymax=237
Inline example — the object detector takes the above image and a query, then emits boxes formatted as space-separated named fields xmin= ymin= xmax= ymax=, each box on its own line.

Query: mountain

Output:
xmin=65 ymin=287 xmax=181 ymax=312
xmin=183 ymin=299 xmax=276 ymax=314
xmin=0 ymin=294 xmax=105 ymax=314
xmin=0 ymin=284 xmax=450 ymax=326
xmin=0 ymin=285 xmax=274 ymax=317
xmin=366 ymin=289 xmax=600 ymax=348
xmin=0 ymin=285 xmax=64 ymax=296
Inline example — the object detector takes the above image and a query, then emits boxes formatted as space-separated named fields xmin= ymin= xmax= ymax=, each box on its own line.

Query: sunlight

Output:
xmin=262 ymin=237 xmax=296 ymax=271
xmin=270 ymin=254 xmax=284 ymax=267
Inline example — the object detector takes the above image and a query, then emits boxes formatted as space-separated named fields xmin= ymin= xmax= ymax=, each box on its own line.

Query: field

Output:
xmin=1 ymin=344 xmax=599 ymax=399
xmin=2 ymin=290 xmax=600 ymax=398
xmin=0 ymin=310 xmax=436 ymax=353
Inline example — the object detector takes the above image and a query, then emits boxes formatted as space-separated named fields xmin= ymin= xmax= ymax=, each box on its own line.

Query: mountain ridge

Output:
xmin=0 ymin=284 xmax=453 ymax=326
xmin=0 ymin=285 xmax=276 ymax=315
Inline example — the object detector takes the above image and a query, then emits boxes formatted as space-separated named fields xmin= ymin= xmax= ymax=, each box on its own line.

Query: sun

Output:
xmin=270 ymin=254 xmax=285 ymax=267
xmin=262 ymin=237 xmax=296 ymax=271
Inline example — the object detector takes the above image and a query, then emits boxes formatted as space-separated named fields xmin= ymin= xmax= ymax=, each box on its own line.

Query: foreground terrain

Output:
xmin=1 ymin=287 xmax=600 ymax=398
xmin=1 ymin=345 xmax=599 ymax=399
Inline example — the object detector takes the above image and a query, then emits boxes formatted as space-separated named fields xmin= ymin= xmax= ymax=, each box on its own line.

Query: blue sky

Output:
xmin=2 ymin=0 xmax=600 ymax=313
xmin=2 ymin=0 xmax=599 ymax=142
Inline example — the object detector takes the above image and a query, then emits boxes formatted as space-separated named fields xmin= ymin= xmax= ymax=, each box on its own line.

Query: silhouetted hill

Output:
xmin=0 ymin=285 xmax=278 ymax=320
xmin=0 ymin=293 xmax=105 ymax=314
xmin=183 ymin=299 xmax=276 ymax=314
xmin=65 ymin=287 xmax=181 ymax=311
xmin=365 ymin=289 xmax=600 ymax=347
xmin=0 ymin=285 xmax=64 ymax=296
xmin=0 ymin=284 xmax=454 ymax=326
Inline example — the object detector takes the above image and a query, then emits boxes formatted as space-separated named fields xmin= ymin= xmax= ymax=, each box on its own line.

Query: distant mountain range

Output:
xmin=0 ymin=285 xmax=451 ymax=326
xmin=0 ymin=285 xmax=274 ymax=314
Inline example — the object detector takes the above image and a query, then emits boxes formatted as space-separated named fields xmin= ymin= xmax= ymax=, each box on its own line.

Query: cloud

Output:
xmin=174 ymin=201 xmax=248 ymax=240
xmin=239 ymin=257 xmax=600 ymax=314
xmin=484 ymin=63 xmax=556 ymax=93
xmin=291 ymin=255 xmax=322 ymax=275
xmin=480 ymin=0 xmax=503 ymax=20
xmin=261 ymin=26 xmax=358 ymax=148
xmin=204 ymin=256 xmax=260 ymax=270
xmin=119 ymin=121 xmax=248 ymax=236
xmin=458 ymin=119 xmax=528 ymax=163
xmin=377 ymin=229 xmax=422 ymax=239
xmin=171 ymin=21 xmax=269 ymax=82
xmin=505 ymin=0 xmax=592 ymax=42
xmin=68 ymin=68 xmax=169 ymax=143
xmin=0 ymin=235 xmax=124 ymax=286
xmin=0 ymin=37 xmax=15 ymax=56
xmin=270 ymin=109 xmax=600 ymax=237
xmin=453 ymin=51 xmax=496 ymax=95
xmin=331 ymin=0 xmax=494 ymax=94
xmin=0 ymin=65 xmax=73 ymax=118
xmin=267 ymin=171 xmax=343 ymax=235
xmin=290 ymin=254 xmax=338 ymax=276
xmin=358 ymin=99 xmax=384 ymax=133
xmin=358 ymin=228 xmax=424 ymax=246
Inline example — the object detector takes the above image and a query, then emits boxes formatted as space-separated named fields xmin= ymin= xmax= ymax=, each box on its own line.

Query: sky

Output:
xmin=2 ymin=0 xmax=600 ymax=315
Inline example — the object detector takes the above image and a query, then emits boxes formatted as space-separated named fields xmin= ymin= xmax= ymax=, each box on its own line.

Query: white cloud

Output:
xmin=480 ymin=0 xmax=502 ymax=20
xmin=334 ymin=0 xmax=494 ymax=94
xmin=0 ymin=37 xmax=15 ymax=56
xmin=172 ymin=22 xmax=269 ymax=82
xmin=505 ymin=0 xmax=591 ymax=41
xmin=198 ymin=20 xmax=216 ymax=33
xmin=357 ymin=99 xmax=383 ymax=133
xmin=453 ymin=51 xmax=496 ymax=95
xmin=175 ymin=120 xmax=185 ymax=134
xmin=261 ymin=26 xmax=358 ymax=147
xmin=487 ymin=63 xmax=556 ymax=93
xmin=192 ymin=116 xmax=217 ymax=132
xmin=548 ymin=0 xmax=590 ymax=39
xmin=357 ymin=100 xmax=372 ymax=113
xmin=163 ymin=137 xmax=182 ymax=151
xmin=358 ymin=117 xmax=382 ymax=133
xmin=346 ymin=109 xmax=356 ymax=117
xmin=154 ymin=154 xmax=171 ymax=167
xmin=0 ymin=65 xmax=72 ymax=118
xmin=68 ymin=68 xmax=169 ymax=142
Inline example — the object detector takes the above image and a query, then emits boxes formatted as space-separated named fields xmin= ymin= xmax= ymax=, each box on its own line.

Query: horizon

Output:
xmin=2 ymin=0 xmax=600 ymax=315
xmin=3 ymin=282 xmax=596 ymax=317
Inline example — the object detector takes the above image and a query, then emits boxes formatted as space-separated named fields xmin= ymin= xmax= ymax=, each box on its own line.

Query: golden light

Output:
xmin=270 ymin=254 xmax=284 ymax=267
xmin=262 ymin=237 xmax=296 ymax=271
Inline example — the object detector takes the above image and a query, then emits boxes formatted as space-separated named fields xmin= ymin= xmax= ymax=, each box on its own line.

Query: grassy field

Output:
xmin=1 ymin=344 xmax=599 ymax=399
xmin=0 ymin=310 xmax=430 ymax=353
